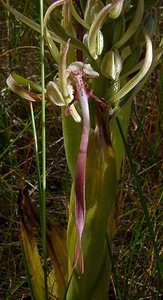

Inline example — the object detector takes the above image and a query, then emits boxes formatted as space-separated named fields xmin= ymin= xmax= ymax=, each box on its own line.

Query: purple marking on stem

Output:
xmin=72 ymin=72 xmax=90 ymax=273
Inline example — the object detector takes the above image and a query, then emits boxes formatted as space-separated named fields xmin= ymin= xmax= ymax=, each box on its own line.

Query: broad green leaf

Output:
xmin=62 ymin=107 xmax=82 ymax=180
xmin=67 ymin=132 xmax=117 ymax=299
xmin=46 ymin=218 xmax=68 ymax=299
xmin=20 ymin=222 xmax=45 ymax=300
xmin=19 ymin=188 xmax=68 ymax=299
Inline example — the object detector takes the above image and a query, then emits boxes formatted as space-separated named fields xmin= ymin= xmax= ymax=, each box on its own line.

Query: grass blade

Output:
xmin=116 ymin=116 xmax=162 ymax=288
xmin=106 ymin=234 xmax=122 ymax=300
xmin=29 ymin=102 xmax=42 ymax=215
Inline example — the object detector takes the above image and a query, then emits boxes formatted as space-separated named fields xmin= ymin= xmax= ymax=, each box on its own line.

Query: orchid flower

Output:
xmin=48 ymin=40 xmax=101 ymax=272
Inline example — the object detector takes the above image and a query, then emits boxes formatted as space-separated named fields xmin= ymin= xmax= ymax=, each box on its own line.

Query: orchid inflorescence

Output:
xmin=2 ymin=0 xmax=163 ymax=298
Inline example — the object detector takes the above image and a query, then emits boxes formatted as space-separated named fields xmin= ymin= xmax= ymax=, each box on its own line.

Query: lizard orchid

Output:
xmin=2 ymin=0 xmax=163 ymax=299
xmin=47 ymin=40 xmax=107 ymax=273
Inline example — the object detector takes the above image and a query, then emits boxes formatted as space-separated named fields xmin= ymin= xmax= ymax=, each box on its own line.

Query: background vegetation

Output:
xmin=0 ymin=1 xmax=162 ymax=299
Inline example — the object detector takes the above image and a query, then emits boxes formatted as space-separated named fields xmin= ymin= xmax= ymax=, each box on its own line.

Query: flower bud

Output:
xmin=101 ymin=49 xmax=122 ymax=80
xmin=106 ymin=0 xmax=124 ymax=19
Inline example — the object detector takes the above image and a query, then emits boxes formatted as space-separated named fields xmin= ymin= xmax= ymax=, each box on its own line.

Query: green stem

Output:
xmin=40 ymin=0 xmax=48 ymax=298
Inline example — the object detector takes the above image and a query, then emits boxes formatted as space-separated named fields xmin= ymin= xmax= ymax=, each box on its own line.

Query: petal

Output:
xmin=46 ymin=81 xmax=65 ymax=106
